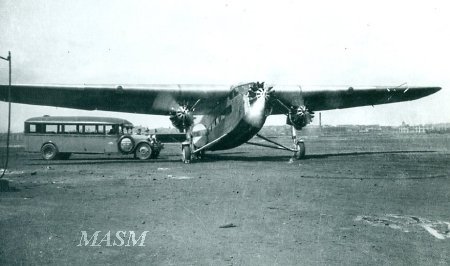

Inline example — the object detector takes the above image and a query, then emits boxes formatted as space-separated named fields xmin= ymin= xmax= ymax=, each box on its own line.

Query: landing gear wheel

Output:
xmin=294 ymin=141 xmax=306 ymax=159
xmin=41 ymin=143 xmax=58 ymax=160
xmin=182 ymin=145 xmax=191 ymax=164
xmin=135 ymin=143 xmax=152 ymax=160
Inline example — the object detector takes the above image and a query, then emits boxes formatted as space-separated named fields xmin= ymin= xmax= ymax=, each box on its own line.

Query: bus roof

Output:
xmin=25 ymin=116 xmax=134 ymax=126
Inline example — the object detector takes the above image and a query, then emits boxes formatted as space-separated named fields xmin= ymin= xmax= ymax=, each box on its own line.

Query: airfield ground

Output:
xmin=0 ymin=134 xmax=449 ymax=265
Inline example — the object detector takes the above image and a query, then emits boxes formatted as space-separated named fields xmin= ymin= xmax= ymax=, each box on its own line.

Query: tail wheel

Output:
xmin=294 ymin=141 xmax=306 ymax=159
xmin=41 ymin=143 xmax=58 ymax=160
xmin=182 ymin=145 xmax=191 ymax=164
xmin=135 ymin=143 xmax=152 ymax=160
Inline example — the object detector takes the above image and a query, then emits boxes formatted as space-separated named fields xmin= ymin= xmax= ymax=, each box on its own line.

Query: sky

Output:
xmin=0 ymin=0 xmax=449 ymax=132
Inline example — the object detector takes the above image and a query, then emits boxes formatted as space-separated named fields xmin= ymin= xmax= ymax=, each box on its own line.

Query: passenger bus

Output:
xmin=24 ymin=116 xmax=163 ymax=160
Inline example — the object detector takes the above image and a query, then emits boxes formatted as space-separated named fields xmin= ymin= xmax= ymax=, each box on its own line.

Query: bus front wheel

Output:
xmin=41 ymin=143 xmax=58 ymax=160
xmin=135 ymin=143 xmax=152 ymax=160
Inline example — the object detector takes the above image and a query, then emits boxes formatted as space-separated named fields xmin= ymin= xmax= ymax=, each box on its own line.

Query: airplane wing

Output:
xmin=271 ymin=85 xmax=441 ymax=114
xmin=0 ymin=84 xmax=230 ymax=115
xmin=0 ymin=84 xmax=441 ymax=115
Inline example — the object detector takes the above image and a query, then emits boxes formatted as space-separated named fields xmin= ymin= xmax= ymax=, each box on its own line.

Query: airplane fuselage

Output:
xmin=192 ymin=83 xmax=270 ymax=151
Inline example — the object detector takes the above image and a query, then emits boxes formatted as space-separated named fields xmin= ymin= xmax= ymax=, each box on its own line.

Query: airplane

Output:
xmin=0 ymin=82 xmax=441 ymax=163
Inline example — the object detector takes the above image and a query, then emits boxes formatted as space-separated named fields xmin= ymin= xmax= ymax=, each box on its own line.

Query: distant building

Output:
xmin=398 ymin=121 xmax=434 ymax=133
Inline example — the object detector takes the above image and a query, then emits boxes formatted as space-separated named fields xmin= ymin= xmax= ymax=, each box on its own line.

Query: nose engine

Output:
xmin=244 ymin=82 xmax=274 ymax=128
xmin=248 ymin=82 xmax=274 ymax=103
xmin=169 ymin=105 xmax=194 ymax=132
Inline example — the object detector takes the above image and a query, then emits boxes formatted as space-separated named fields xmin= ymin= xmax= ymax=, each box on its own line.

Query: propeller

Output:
xmin=248 ymin=82 xmax=274 ymax=103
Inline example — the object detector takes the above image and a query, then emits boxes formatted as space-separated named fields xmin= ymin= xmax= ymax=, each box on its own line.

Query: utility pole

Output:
xmin=0 ymin=51 xmax=11 ymax=179
xmin=319 ymin=112 xmax=322 ymax=129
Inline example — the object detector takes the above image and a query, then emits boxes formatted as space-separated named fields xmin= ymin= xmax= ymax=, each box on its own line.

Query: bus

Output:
xmin=24 ymin=116 xmax=163 ymax=160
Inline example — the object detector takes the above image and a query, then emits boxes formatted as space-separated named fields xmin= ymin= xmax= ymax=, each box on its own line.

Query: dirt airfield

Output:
xmin=0 ymin=134 xmax=449 ymax=265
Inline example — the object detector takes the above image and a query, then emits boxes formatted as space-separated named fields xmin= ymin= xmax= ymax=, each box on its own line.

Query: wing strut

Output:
xmin=192 ymin=133 xmax=228 ymax=154
xmin=246 ymin=126 xmax=306 ymax=160
xmin=246 ymin=134 xmax=297 ymax=152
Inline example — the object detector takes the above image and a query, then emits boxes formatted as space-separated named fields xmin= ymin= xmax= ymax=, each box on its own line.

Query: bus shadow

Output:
xmin=26 ymin=157 xmax=182 ymax=165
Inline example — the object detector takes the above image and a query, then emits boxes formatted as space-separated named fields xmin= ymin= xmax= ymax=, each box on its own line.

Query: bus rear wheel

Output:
xmin=135 ymin=143 xmax=152 ymax=160
xmin=41 ymin=143 xmax=58 ymax=160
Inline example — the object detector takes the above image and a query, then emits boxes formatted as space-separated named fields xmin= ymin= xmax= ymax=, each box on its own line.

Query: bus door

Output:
xmin=104 ymin=124 xmax=120 ymax=153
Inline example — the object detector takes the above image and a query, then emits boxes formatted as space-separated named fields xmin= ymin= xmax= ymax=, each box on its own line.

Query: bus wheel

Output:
xmin=41 ymin=143 xmax=58 ymax=160
xmin=135 ymin=143 xmax=152 ymax=160
xmin=58 ymin=153 xmax=71 ymax=160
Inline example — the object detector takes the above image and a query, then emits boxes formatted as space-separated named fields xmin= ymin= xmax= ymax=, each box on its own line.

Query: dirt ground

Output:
xmin=0 ymin=134 xmax=449 ymax=265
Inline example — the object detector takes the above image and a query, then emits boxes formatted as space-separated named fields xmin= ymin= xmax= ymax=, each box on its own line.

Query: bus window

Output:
xmin=97 ymin=125 xmax=105 ymax=134
xmin=106 ymin=125 xmax=118 ymax=135
xmin=105 ymin=125 xmax=113 ymax=134
xmin=46 ymin=124 xmax=58 ymax=134
xmin=84 ymin=125 xmax=96 ymax=134
xmin=64 ymin=125 xmax=78 ymax=134
xmin=28 ymin=124 xmax=37 ymax=133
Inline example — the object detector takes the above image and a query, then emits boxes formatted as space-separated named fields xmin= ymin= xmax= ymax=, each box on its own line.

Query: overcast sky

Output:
xmin=0 ymin=0 xmax=449 ymax=132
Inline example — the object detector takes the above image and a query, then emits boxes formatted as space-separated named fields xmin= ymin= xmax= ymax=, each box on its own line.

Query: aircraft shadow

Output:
xmin=200 ymin=150 xmax=436 ymax=162
xmin=25 ymin=150 xmax=435 ymax=165
xmin=305 ymin=150 xmax=435 ymax=159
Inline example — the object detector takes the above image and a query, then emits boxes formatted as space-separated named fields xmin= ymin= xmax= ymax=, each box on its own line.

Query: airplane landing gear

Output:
xmin=291 ymin=126 xmax=305 ymax=160
xmin=293 ymin=140 xmax=306 ymax=159
xmin=181 ymin=131 xmax=193 ymax=164
xmin=181 ymin=144 xmax=191 ymax=164
xmin=245 ymin=125 xmax=306 ymax=160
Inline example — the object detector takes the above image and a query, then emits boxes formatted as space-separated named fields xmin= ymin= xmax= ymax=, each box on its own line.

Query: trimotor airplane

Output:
xmin=0 ymin=82 xmax=441 ymax=163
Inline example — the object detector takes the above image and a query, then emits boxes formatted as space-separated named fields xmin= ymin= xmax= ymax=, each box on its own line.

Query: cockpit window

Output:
xmin=228 ymin=89 xmax=239 ymax=100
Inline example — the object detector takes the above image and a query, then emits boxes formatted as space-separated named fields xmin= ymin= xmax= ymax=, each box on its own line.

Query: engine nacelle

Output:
xmin=286 ymin=106 xmax=314 ymax=130
xmin=169 ymin=105 xmax=194 ymax=132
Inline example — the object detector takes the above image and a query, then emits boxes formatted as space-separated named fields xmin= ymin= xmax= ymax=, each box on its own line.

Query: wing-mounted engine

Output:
xmin=169 ymin=105 xmax=195 ymax=133
xmin=286 ymin=105 xmax=314 ymax=130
